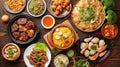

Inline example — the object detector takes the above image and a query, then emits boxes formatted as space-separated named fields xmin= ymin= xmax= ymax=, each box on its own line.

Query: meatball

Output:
xmin=19 ymin=27 xmax=27 ymax=32
xmin=16 ymin=18 xmax=27 ymax=25
xmin=12 ymin=32 xmax=20 ymax=39
xmin=11 ymin=23 xmax=18 ymax=32
xmin=25 ymin=21 xmax=34 ymax=29
xmin=19 ymin=32 xmax=28 ymax=41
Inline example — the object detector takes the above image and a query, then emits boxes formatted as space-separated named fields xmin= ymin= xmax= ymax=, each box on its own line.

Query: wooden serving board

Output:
xmin=43 ymin=20 xmax=79 ymax=52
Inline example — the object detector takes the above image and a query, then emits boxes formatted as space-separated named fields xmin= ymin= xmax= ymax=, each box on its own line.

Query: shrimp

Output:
xmin=89 ymin=53 xmax=99 ymax=61
xmin=84 ymin=37 xmax=93 ymax=43
xmin=97 ymin=45 xmax=107 ymax=53
xmin=99 ymin=50 xmax=107 ymax=57
xmin=80 ymin=43 xmax=88 ymax=54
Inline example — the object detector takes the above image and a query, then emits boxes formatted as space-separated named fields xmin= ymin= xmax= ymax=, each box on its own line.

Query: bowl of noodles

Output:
xmin=71 ymin=0 xmax=105 ymax=32
xmin=3 ymin=0 xmax=26 ymax=14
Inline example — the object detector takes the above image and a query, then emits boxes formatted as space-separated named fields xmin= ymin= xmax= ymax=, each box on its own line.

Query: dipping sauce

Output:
xmin=43 ymin=16 xmax=53 ymax=27
xmin=41 ymin=15 xmax=55 ymax=29
xmin=102 ymin=23 xmax=118 ymax=39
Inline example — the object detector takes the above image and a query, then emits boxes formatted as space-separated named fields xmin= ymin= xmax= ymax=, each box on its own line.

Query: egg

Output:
xmin=1 ymin=15 xmax=10 ymax=23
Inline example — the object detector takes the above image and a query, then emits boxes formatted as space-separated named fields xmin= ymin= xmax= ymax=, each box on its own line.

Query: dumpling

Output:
xmin=80 ymin=42 xmax=86 ymax=49
xmin=99 ymin=40 xmax=105 ymax=47
xmin=84 ymin=50 xmax=90 ymax=57
xmin=88 ymin=42 xmax=93 ymax=50
xmin=90 ymin=50 xmax=96 ymax=55
xmin=91 ymin=37 xmax=99 ymax=43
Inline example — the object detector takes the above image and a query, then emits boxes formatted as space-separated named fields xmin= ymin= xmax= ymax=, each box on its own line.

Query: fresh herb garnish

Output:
xmin=4 ymin=24 xmax=8 ymax=36
xmin=62 ymin=36 xmax=66 ymax=40
xmin=75 ymin=59 xmax=88 ymax=67
xmin=34 ymin=54 xmax=41 ymax=61
xmin=8 ymin=49 xmax=14 ymax=55
xmin=110 ymin=39 xmax=115 ymax=46
xmin=58 ymin=58 xmax=64 ymax=65
xmin=80 ymin=7 xmax=94 ymax=21
xmin=91 ymin=45 xmax=96 ymax=50
xmin=51 ymin=47 xmax=58 ymax=55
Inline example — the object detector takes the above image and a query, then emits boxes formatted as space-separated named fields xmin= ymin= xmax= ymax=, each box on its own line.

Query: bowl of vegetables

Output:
xmin=69 ymin=56 xmax=90 ymax=67
xmin=27 ymin=0 xmax=46 ymax=17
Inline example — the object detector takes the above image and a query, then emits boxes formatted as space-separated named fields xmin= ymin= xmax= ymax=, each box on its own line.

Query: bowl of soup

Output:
xmin=51 ymin=25 xmax=75 ymax=50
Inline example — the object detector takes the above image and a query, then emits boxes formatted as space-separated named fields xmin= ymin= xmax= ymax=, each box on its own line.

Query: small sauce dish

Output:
xmin=41 ymin=15 xmax=55 ymax=29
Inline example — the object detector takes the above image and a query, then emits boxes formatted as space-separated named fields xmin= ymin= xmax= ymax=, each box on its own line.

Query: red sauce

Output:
xmin=43 ymin=16 xmax=53 ymax=27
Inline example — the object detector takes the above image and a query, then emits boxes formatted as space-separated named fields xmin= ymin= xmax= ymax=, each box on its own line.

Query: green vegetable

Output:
xmin=34 ymin=42 xmax=47 ymax=51
xmin=4 ymin=24 xmax=8 ymax=36
xmin=110 ymin=39 xmax=115 ymax=46
xmin=91 ymin=45 xmax=96 ymax=50
xmin=80 ymin=7 xmax=94 ymax=21
xmin=51 ymin=47 xmax=58 ymax=55
xmin=66 ymin=50 xmax=75 ymax=58
xmin=75 ymin=59 xmax=88 ymax=67
xmin=101 ymin=0 xmax=115 ymax=10
xmin=29 ymin=0 xmax=44 ymax=15
xmin=8 ymin=49 xmax=14 ymax=55
xmin=34 ymin=54 xmax=41 ymax=61
xmin=58 ymin=58 xmax=64 ymax=65
xmin=62 ymin=36 xmax=67 ymax=40
xmin=106 ymin=10 xmax=117 ymax=24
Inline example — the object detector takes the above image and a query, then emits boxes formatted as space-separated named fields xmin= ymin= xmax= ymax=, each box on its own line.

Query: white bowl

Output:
xmin=3 ymin=0 xmax=26 ymax=14
xmin=27 ymin=0 xmax=46 ymax=17
xmin=41 ymin=15 xmax=55 ymax=29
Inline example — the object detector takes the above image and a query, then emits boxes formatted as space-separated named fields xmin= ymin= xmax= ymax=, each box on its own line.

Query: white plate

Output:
xmin=3 ymin=0 xmax=26 ymax=14
xmin=24 ymin=44 xmax=51 ymax=67
xmin=47 ymin=0 xmax=72 ymax=18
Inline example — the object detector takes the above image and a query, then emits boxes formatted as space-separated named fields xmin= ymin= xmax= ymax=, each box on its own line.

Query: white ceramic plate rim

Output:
xmin=27 ymin=0 xmax=46 ymax=17
xmin=23 ymin=44 xmax=51 ymax=67
xmin=3 ymin=0 xmax=26 ymax=14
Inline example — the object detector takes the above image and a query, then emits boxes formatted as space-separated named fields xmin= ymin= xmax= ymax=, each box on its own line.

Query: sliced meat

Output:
xmin=12 ymin=32 xmax=20 ymax=39
xmin=16 ymin=18 xmax=27 ymax=25
xmin=11 ymin=23 xmax=18 ymax=32
xmin=25 ymin=21 xmax=35 ymax=29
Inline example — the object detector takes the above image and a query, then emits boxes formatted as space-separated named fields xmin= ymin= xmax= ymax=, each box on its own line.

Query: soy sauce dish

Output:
xmin=27 ymin=0 xmax=46 ymax=17
xmin=41 ymin=15 xmax=55 ymax=29
xmin=8 ymin=15 xmax=39 ymax=44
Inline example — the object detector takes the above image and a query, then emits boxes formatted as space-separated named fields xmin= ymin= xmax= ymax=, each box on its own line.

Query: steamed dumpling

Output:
xmin=88 ymin=42 xmax=93 ymax=50
xmin=99 ymin=40 xmax=105 ymax=47
xmin=84 ymin=50 xmax=90 ymax=57
xmin=91 ymin=37 xmax=99 ymax=43
xmin=80 ymin=42 xmax=86 ymax=49
xmin=90 ymin=50 xmax=96 ymax=55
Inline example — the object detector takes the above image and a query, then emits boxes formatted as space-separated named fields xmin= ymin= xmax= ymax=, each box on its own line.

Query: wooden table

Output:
xmin=0 ymin=0 xmax=120 ymax=67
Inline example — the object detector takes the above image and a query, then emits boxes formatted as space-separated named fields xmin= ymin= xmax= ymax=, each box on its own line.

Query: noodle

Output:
xmin=5 ymin=0 xmax=24 ymax=12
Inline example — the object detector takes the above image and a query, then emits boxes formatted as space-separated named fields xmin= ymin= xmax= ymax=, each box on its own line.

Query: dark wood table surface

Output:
xmin=0 ymin=0 xmax=120 ymax=67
